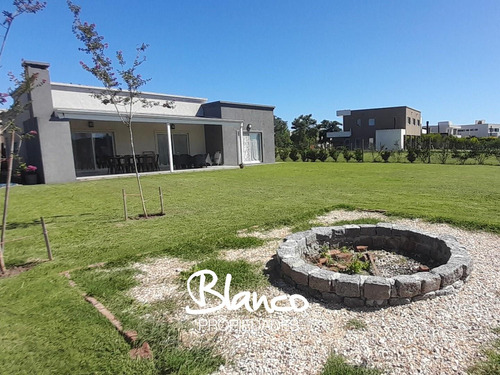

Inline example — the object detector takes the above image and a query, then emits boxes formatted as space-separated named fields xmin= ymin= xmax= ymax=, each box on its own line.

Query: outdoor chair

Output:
xmin=213 ymin=151 xmax=222 ymax=166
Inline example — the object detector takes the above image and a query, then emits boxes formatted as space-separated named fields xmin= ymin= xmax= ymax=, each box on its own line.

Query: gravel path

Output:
xmin=130 ymin=210 xmax=500 ymax=375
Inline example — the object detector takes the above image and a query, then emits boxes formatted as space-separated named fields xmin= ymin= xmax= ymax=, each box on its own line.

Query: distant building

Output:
xmin=429 ymin=120 xmax=500 ymax=138
xmin=329 ymin=106 xmax=422 ymax=150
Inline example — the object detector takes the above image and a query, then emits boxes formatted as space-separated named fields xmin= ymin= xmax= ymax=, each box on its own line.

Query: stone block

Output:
xmin=343 ymin=224 xmax=361 ymax=237
xmin=435 ymin=285 xmax=456 ymax=297
xmin=363 ymin=276 xmax=391 ymax=300
xmin=431 ymin=263 xmax=463 ymax=287
xmin=394 ymin=275 xmax=421 ymax=298
xmin=311 ymin=227 xmax=333 ymax=242
xmin=281 ymin=257 xmax=305 ymax=279
xmin=376 ymin=223 xmax=393 ymax=237
xmin=276 ymin=245 xmax=299 ymax=262
xmin=358 ymin=224 xmax=377 ymax=237
xmin=389 ymin=298 xmax=411 ymax=306
xmin=344 ymin=297 xmax=365 ymax=308
xmin=416 ymin=272 xmax=441 ymax=294
xmin=372 ymin=236 xmax=387 ymax=249
xmin=412 ymin=291 xmax=436 ymax=302
xmin=309 ymin=269 xmax=335 ymax=292
xmin=336 ymin=275 xmax=361 ymax=297
xmin=321 ymin=292 xmax=343 ymax=304
xmin=365 ymin=299 xmax=388 ymax=307
xmin=288 ymin=263 xmax=318 ymax=286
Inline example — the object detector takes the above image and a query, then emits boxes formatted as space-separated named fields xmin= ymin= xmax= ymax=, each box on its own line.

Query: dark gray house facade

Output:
xmin=331 ymin=106 xmax=422 ymax=150
xmin=17 ymin=61 xmax=275 ymax=184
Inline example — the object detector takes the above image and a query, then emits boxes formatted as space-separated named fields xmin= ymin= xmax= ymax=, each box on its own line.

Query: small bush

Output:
xmin=278 ymin=148 xmax=290 ymax=162
xmin=353 ymin=149 xmax=363 ymax=162
xmin=342 ymin=147 xmax=353 ymax=162
xmin=308 ymin=149 xmax=318 ymax=162
xmin=380 ymin=150 xmax=392 ymax=163
xmin=329 ymin=147 xmax=340 ymax=162
xmin=289 ymin=148 xmax=300 ymax=162
xmin=318 ymin=148 xmax=328 ymax=162
xmin=300 ymin=149 xmax=308 ymax=162
xmin=406 ymin=149 xmax=417 ymax=163
xmin=345 ymin=319 xmax=367 ymax=330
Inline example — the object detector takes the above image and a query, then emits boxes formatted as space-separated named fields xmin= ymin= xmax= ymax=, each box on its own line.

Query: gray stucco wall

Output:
xmin=24 ymin=62 xmax=76 ymax=183
xmin=202 ymin=101 xmax=275 ymax=165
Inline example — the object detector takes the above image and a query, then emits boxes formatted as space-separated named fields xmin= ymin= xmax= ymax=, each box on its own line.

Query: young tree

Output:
xmin=317 ymin=119 xmax=341 ymax=147
xmin=291 ymin=114 xmax=317 ymax=149
xmin=0 ymin=0 xmax=46 ymax=66
xmin=0 ymin=1 xmax=46 ymax=274
xmin=274 ymin=116 xmax=291 ymax=149
xmin=68 ymin=1 xmax=174 ymax=218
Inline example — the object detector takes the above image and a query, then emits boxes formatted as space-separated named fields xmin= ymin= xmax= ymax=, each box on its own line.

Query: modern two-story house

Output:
xmin=329 ymin=106 xmax=422 ymax=150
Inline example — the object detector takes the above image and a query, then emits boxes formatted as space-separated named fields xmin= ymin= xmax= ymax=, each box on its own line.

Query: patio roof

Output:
xmin=52 ymin=108 xmax=243 ymax=126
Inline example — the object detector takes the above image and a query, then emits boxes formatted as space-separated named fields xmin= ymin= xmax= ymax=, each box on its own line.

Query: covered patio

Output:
xmin=53 ymin=109 xmax=248 ymax=178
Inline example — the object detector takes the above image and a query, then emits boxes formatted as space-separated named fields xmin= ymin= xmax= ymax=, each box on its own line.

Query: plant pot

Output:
xmin=23 ymin=173 xmax=38 ymax=185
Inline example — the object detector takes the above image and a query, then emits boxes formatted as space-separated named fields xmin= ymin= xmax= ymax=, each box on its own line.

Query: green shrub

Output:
xmin=300 ymin=149 xmax=308 ymax=162
xmin=380 ymin=150 xmax=392 ymax=163
xmin=278 ymin=148 xmax=290 ymax=162
xmin=329 ymin=147 xmax=340 ymax=162
xmin=308 ymin=149 xmax=318 ymax=162
xmin=318 ymin=148 xmax=328 ymax=162
xmin=342 ymin=147 xmax=353 ymax=162
xmin=354 ymin=149 xmax=364 ymax=162
xmin=289 ymin=148 xmax=300 ymax=161
xmin=406 ymin=149 xmax=417 ymax=163
xmin=321 ymin=353 xmax=381 ymax=375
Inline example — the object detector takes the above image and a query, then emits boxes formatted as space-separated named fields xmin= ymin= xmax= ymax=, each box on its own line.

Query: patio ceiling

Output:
xmin=52 ymin=108 xmax=243 ymax=127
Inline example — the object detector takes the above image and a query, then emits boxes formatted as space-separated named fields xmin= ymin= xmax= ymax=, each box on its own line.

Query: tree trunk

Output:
xmin=0 ymin=130 xmax=16 ymax=273
xmin=128 ymin=122 xmax=147 ymax=218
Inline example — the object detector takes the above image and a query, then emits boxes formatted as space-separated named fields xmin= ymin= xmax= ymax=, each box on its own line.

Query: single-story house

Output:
xmin=16 ymin=61 xmax=275 ymax=184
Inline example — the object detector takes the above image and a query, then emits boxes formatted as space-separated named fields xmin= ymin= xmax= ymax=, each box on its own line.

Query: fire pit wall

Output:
xmin=276 ymin=223 xmax=473 ymax=308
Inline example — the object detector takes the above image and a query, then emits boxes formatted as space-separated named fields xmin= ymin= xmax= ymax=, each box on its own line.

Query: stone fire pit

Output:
xmin=276 ymin=223 xmax=473 ymax=308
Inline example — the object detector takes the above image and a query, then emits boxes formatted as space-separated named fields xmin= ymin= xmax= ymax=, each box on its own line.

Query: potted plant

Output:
xmin=19 ymin=163 xmax=38 ymax=185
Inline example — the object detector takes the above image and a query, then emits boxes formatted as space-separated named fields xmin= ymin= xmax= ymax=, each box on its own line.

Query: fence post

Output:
xmin=40 ymin=217 xmax=53 ymax=261
xmin=159 ymin=187 xmax=165 ymax=215
xmin=122 ymin=189 xmax=128 ymax=221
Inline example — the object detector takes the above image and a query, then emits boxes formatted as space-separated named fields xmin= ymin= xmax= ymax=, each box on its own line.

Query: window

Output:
xmin=368 ymin=118 xmax=375 ymax=126
xmin=417 ymin=120 xmax=420 ymax=126
xmin=356 ymin=119 xmax=361 ymax=126
xmin=413 ymin=118 xmax=416 ymax=125
xmin=407 ymin=117 xmax=411 ymax=124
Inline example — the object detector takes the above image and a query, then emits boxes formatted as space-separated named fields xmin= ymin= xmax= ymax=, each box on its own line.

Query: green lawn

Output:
xmin=0 ymin=162 xmax=499 ymax=374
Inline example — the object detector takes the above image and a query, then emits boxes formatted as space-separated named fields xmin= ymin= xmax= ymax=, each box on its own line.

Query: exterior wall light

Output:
xmin=88 ymin=121 xmax=94 ymax=128
xmin=247 ymin=124 xmax=252 ymax=131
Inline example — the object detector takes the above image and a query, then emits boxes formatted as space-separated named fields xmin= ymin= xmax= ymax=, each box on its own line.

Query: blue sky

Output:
xmin=2 ymin=0 xmax=500 ymax=126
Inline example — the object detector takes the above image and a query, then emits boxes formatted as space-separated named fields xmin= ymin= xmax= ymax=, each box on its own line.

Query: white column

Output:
xmin=239 ymin=122 xmax=244 ymax=165
xmin=166 ymin=123 xmax=174 ymax=173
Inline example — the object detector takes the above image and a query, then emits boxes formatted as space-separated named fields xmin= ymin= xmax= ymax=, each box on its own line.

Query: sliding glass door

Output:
xmin=71 ymin=132 xmax=114 ymax=174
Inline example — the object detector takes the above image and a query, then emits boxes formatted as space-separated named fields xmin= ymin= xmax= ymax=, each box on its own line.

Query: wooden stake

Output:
xmin=159 ymin=187 xmax=165 ymax=215
xmin=40 ymin=217 xmax=53 ymax=261
xmin=122 ymin=189 xmax=128 ymax=221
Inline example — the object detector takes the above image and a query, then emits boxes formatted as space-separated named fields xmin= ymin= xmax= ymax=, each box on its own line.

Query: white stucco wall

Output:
xmin=376 ymin=129 xmax=406 ymax=150
xmin=51 ymin=83 xmax=205 ymax=117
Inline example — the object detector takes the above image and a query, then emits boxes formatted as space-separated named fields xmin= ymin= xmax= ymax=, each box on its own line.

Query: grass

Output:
xmin=321 ymin=353 xmax=381 ymax=375
xmin=0 ymin=162 xmax=499 ymax=373
xmin=345 ymin=318 xmax=367 ymax=330
xmin=468 ymin=327 xmax=500 ymax=374
xmin=179 ymin=258 xmax=268 ymax=294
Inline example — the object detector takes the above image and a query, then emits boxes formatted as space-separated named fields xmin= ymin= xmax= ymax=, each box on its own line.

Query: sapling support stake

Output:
xmin=159 ymin=187 xmax=164 ymax=215
xmin=122 ymin=188 xmax=128 ymax=221
xmin=40 ymin=217 xmax=53 ymax=261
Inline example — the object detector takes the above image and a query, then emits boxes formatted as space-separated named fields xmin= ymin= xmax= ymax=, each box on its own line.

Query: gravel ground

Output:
xmin=129 ymin=210 xmax=500 ymax=375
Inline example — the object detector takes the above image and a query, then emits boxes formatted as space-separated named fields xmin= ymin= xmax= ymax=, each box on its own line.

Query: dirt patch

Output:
xmin=0 ymin=260 xmax=42 ymax=278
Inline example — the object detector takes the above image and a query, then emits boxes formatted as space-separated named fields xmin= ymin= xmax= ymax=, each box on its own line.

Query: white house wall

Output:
xmin=51 ymin=83 xmax=205 ymax=118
